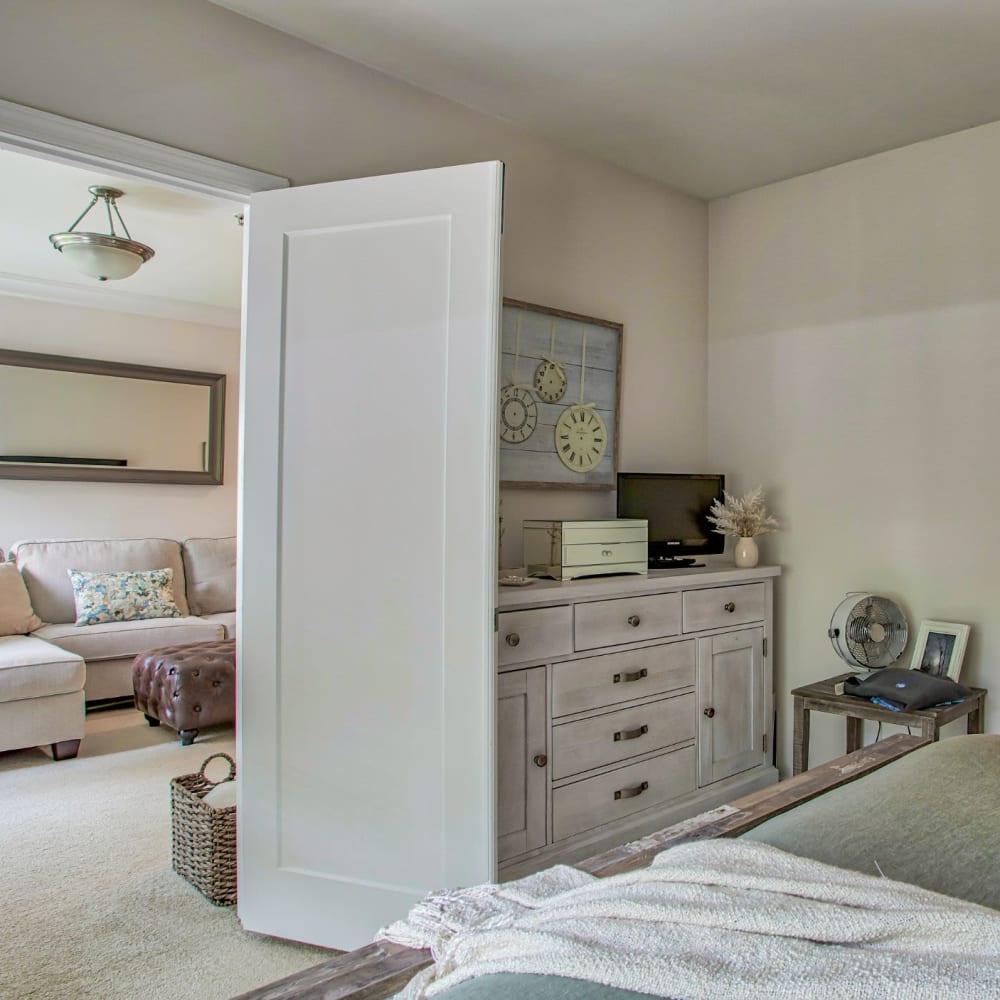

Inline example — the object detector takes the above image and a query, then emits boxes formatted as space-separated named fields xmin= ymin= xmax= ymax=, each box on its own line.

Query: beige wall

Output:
xmin=708 ymin=121 xmax=1000 ymax=772
xmin=0 ymin=295 xmax=240 ymax=550
xmin=0 ymin=0 xmax=707 ymax=568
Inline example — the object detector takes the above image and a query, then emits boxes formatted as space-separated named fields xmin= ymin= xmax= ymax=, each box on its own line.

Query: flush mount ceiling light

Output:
xmin=49 ymin=185 xmax=155 ymax=281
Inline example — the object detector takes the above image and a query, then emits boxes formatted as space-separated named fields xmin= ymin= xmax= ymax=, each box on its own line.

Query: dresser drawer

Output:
xmin=574 ymin=592 xmax=681 ymax=651
xmin=551 ymin=640 xmax=695 ymax=718
xmin=498 ymin=605 xmax=573 ymax=666
xmin=682 ymin=583 xmax=765 ymax=632
xmin=551 ymin=692 xmax=694 ymax=780
xmin=563 ymin=541 xmax=647 ymax=568
xmin=552 ymin=744 xmax=696 ymax=842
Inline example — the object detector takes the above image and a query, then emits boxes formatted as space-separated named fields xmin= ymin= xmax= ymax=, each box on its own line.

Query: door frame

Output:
xmin=0 ymin=97 xmax=287 ymax=200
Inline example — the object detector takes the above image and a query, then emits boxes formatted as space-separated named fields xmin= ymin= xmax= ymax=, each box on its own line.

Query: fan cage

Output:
xmin=829 ymin=594 xmax=908 ymax=670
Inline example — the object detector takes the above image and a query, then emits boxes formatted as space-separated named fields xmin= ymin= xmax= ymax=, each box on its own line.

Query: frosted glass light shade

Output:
xmin=58 ymin=241 xmax=144 ymax=280
xmin=49 ymin=232 xmax=155 ymax=281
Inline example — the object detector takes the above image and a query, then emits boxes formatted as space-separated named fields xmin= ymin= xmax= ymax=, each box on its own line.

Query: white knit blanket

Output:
xmin=379 ymin=840 xmax=1000 ymax=1000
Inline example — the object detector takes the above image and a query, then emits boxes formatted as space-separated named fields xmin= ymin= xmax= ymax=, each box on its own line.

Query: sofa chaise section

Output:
xmin=0 ymin=634 xmax=85 ymax=759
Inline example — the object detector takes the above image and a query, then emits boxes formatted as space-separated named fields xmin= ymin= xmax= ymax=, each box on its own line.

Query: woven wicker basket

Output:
xmin=170 ymin=752 xmax=237 ymax=906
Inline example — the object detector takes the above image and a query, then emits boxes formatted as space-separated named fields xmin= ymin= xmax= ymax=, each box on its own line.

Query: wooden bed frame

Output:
xmin=234 ymin=734 xmax=928 ymax=1000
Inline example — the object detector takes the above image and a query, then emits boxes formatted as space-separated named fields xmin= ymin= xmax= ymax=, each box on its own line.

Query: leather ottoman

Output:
xmin=133 ymin=639 xmax=236 ymax=745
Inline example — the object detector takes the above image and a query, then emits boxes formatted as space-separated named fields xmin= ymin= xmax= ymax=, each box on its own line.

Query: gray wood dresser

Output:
xmin=497 ymin=563 xmax=781 ymax=879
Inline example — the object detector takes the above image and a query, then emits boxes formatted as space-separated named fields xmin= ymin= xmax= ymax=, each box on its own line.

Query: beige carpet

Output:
xmin=0 ymin=709 xmax=331 ymax=1000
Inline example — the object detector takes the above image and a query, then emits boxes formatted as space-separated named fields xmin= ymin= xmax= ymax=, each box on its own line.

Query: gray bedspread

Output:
xmin=432 ymin=734 xmax=1000 ymax=999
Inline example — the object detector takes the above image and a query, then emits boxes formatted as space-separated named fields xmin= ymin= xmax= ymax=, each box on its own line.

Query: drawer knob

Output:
xmin=614 ymin=780 xmax=649 ymax=801
xmin=627 ymin=614 xmax=641 ymax=627
xmin=601 ymin=548 xmax=613 ymax=557
xmin=533 ymin=753 xmax=548 ymax=768
xmin=704 ymin=706 xmax=716 ymax=719
xmin=613 ymin=667 xmax=648 ymax=684
xmin=724 ymin=602 xmax=736 ymax=613
xmin=505 ymin=633 xmax=520 ymax=647
xmin=613 ymin=724 xmax=648 ymax=742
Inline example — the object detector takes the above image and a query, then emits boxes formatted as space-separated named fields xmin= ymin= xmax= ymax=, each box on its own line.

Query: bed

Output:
xmin=235 ymin=734 xmax=1000 ymax=1000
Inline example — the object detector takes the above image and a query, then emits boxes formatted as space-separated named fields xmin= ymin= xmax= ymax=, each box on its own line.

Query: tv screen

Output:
xmin=616 ymin=473 xmax=725 ymax=564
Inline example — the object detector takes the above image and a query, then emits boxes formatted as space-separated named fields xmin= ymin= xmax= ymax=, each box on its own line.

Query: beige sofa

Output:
xmin=0 ymin=536 xmax=236 ymax=760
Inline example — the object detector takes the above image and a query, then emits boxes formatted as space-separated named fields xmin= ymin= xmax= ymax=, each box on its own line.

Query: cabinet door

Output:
xmin=497 ymin=667 xmax=547 ymax=862
xmin=238 ymin=162 xmax=503 ymax=949
xmin=697 ymin=627 xmax=765 ymax=785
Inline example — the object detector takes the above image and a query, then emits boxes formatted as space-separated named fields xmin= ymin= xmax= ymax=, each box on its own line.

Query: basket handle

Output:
xmin=198 ymin=752 xmax=236 ymax=785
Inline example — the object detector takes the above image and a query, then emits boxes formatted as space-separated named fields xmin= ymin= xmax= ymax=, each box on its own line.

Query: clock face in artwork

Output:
xmin=555 ymin=405 xmax=607 ymax=472
xmin=533 ymin=359 xmax=568 ymax=404
xmin=499 ymin=385 xmax=538 ymax=444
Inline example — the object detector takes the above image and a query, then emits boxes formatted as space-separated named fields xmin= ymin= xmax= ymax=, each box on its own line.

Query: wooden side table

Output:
xmin=791 ymin=672 xmax=987 ymax=775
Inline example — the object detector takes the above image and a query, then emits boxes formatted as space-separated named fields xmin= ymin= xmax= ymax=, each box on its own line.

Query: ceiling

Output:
xmin=209 ymin=0 xmax=1000 ymax=198
xmin=0 ymin=147 xmax=244 ymax=327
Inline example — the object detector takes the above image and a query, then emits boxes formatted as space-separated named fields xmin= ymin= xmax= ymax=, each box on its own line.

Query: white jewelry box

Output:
xmin=523 ymin=519 xmax=648 ymax=581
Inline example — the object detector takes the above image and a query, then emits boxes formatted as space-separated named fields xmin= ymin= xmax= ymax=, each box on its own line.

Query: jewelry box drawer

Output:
xmin=574 ymin=592 xmax=681 ymax=651
xmin=551 ymin=640 xmax=696 ymax=718
xmin=552 ymin=744 xmax=696 ymax=842
xmin=682 ymin=583 xmax=765 ymax=632
xmin=551 ymin=692 xmax=695 ymax=780
xmin=498 ymin=605 xmax=573 ymax=666
xmin=562 ymin=541 xmax=647 ymax=568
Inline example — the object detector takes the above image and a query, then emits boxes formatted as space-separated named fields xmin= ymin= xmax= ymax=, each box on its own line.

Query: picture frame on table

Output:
xmin=499 ymin=299 xmax=622 ymax=490
xmin=909 ymin=620 xmax=970 ymax=681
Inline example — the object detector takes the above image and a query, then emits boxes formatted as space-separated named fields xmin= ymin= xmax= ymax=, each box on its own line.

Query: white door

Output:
xmin=237 ymin=162 xmax=503 ymax=950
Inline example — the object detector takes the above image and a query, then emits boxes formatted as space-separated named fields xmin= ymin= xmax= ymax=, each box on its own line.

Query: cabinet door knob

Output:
xmin=704 ymin=706 xmax=716 ymax=718
xmin=505 ymin=633 xmax=520 ymax=647
xmin=614 ymin=780 xmax=649 ymax=801
xmin=724 ymin=602 xmax=736 ymax=613
xmin=533 ymin=754 xmax=548 ymax=768
xmin=627 ymin=614 xmax=641 ymax=627
xmin=613 ymin=668 xmax=648 ymax=684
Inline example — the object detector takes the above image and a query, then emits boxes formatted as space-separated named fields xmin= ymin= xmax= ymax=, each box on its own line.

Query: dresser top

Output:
xmin=497 ymin=560 xmax=780 ymax=610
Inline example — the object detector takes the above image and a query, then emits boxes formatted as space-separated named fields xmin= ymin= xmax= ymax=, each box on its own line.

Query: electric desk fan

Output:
xmin=828 ymin=593 xmax=908 ymax=676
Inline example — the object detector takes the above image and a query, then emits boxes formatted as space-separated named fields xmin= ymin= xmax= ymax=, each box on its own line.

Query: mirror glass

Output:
xmin=0 ymin=350 xmax=225 ymax=484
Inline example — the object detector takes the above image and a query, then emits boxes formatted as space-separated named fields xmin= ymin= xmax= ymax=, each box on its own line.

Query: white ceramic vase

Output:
xmin=734 ymin=536 xmax=759 ymax=568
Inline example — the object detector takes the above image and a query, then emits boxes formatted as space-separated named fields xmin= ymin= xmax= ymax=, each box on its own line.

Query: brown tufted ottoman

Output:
xmin=132 ymin=639 xmax=236 ymax=746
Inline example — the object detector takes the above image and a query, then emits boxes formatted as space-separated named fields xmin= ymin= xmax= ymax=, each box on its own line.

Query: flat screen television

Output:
xmin=616 ymin=472 xmax=726 ymax=566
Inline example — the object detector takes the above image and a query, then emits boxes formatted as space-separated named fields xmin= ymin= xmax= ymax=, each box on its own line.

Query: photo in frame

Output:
xmin=909 ymin=620 xmax=970 ymax=681
xmin=499 ymin=299 xmax=622 ymax=489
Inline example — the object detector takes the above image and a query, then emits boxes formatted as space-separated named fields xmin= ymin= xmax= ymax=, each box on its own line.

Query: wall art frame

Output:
xmin=499 ymin=298 xmax=622 ymax=489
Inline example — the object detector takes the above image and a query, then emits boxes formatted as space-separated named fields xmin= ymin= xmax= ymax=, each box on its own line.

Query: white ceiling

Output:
xmin=209 ymin=0 xmax=1000 ymax=198
xmin=0 ymin=147 xmax=244 ymax=327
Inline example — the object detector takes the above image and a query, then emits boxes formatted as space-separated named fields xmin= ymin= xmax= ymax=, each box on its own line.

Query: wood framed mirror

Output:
xmin=0 ymin=349 xmax=225 ymax=484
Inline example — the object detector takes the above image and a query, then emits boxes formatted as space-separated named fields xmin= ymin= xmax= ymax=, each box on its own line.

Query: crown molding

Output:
xmin=0 ymin=271 xmax=240 ymax=330
xmin=0 ymin=99 xmax=288 ymax=200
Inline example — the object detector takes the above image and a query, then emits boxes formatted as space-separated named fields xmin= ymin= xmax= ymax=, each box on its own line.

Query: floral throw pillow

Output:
xmin=68 ymin=568 xmax=183 ymax=627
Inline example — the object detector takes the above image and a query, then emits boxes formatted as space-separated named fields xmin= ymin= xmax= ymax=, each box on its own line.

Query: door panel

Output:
xmin=497 ymin=667 xmax=547 ymax=862
xmin=238 ymin=162 xmax=503 ymax=949
xmin=697 ymin=628 xmax=765 ymax=785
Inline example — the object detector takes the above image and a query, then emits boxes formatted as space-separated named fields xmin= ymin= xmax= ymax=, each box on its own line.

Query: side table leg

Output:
xmin=968 ymin=697 xmax=985 ymax=735
xmin=919 ymin=718 xmax=939 ymax=743
xmin=846 ymin=716 xmax=863 ymax=754
xmin=793 ymin=697 xmax=809 ymax=775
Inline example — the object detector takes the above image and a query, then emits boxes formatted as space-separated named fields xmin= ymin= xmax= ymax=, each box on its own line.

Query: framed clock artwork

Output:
xmin=499 ymin=299 xmax=622 ymax=489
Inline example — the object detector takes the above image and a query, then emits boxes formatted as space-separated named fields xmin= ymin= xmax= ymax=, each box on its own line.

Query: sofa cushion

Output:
xmin=0 ymin=635 xmax=86 ymax=703
xmin=182 ymin=537 xmax=236 ymax=615
xmin=34 ymin=617 xmax=224 ymax=661
xmin=13 ymin=538 xmax=190 ymax=623
xmin=68 ymin=567 xmax=183 ymax=626
xmin=0 ymin=563 xmax=42 ymax=636
xmin=199 ymin=611 xmax=237 ymax=639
